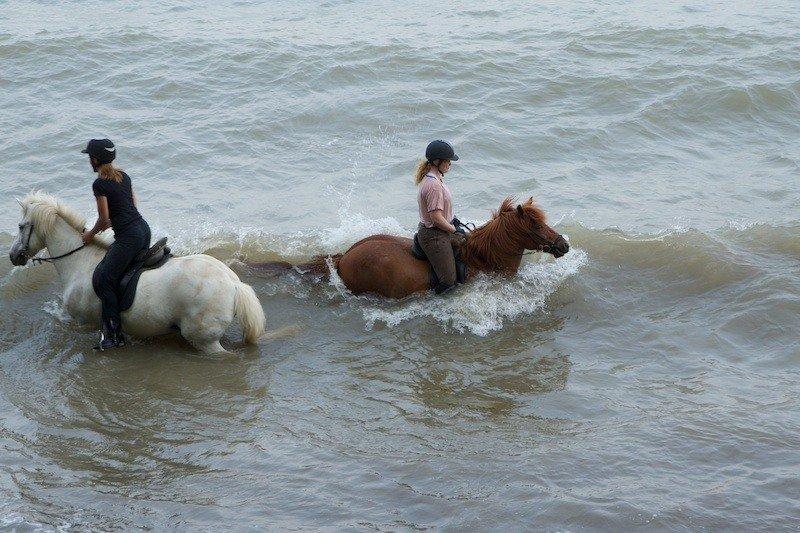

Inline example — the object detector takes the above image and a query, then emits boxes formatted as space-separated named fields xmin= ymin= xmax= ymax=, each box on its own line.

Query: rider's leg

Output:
xmin=449 ymin=233 xmax=467 ymax=284
xmin=178 ymin=292 xmax=233 ymax=353
xmin=92 ymin=242 xmax=132 ymax=347
xmin=417 ymin=224 xmax=457 ymax=294
xmin=90 ymin=221 xmax=150 ymax=348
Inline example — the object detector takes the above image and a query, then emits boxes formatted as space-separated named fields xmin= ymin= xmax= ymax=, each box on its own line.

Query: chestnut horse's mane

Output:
xmin=461 ymin=197 xmax=546 ymax=270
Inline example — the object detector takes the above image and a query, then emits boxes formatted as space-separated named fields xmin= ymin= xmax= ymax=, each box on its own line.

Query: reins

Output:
xmin=453 ymin=217 xmax=475 ymax=235
xmin=30 ymin=244 xmax=86 ymax=265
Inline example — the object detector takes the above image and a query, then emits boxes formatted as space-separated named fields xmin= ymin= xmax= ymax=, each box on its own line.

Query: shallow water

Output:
xmin=1 ymin=0 xmax=799 ymax=530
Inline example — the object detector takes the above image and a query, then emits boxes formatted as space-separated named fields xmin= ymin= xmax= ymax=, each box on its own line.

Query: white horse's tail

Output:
xmin=233 ymin=282 xmax=266 ymax=344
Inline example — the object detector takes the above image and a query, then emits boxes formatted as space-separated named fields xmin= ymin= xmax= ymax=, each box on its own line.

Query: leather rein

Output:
xmin=19 ymin=222 xmax=86 ymax=265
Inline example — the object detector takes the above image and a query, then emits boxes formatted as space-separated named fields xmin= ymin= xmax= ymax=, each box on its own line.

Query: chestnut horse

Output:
xmin=251 ymin=198 xmax=569 ymax=299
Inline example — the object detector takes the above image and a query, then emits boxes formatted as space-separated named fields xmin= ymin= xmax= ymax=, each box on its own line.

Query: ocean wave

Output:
xmin=2 ymin=208 xmax=797 ymax=336
xmin=3 ymin=216 xmax=797 ymax=266
xmin=220 ymin=214 xmax=800 ymax=332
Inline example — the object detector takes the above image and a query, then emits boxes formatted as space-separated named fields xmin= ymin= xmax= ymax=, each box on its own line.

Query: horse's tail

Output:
xmin=243 ymin=260 xmax=293 ymax=276
xmin=245 ymin=254 xmax=341 ymax=278
xmin=233 ymin=282 xmax=266 ymax=344
xmin=295 ymin=254 xmax=342 ymax=278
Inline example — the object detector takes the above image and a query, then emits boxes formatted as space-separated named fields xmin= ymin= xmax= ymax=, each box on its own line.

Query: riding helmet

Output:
xmin=425 ymin=140 xmax=459 ymax=162
xmin=81 ymin=138 xmax=116 ymax=164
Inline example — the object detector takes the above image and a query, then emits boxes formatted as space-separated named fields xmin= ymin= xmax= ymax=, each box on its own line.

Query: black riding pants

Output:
xmin=92 ymin=219 xmax=151 ymax=331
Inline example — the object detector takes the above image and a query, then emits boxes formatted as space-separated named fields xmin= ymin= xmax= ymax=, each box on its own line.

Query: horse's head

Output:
xmin=513 ymin=198 xmax=569 ymax=258
xmin=9 ymin=197 xmax=45 ymax=266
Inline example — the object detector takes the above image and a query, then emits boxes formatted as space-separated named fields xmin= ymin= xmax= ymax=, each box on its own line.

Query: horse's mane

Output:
xmin=461 ymin=197 xmax=546 ymax=269
xmin=20 ymin=191 xmax=110 ymax=248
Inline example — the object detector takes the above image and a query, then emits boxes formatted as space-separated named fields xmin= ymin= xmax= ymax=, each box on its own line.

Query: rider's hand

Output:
xmin=451 ymin=217 xmax=468 ymax=236
xmin=452 ymin=231 xmax=467 ymax=247
xmin=81 ymin=230 xmax=93 ymax=245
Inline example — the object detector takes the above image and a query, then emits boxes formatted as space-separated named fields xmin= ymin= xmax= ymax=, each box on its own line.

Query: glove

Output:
xmin=452 ymin=231 xmax=467 ymax=247
xmin=451 ymin=217 xmax=468 ymax=236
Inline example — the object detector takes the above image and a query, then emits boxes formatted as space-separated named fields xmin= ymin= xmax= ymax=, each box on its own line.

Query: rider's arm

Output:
xmin=422 ymin=180 xmax=456 ymax=233
xmin=82 ymin=196 xmax=111 ymax=244
xmin=430 ymin=210 xmax=456 ymax=233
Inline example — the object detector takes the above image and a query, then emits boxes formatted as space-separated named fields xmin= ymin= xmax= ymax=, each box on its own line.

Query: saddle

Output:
xmin=117 ymin=237 xmax=172 ymax=311
xmin=410 ymin=233 xmax=468 ymax=292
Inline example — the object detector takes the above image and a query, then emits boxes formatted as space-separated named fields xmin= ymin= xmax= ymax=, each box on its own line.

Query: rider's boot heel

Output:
xmin=93 ymin=330 xmax=119 ymax=351
xmin=93 ymin=319 xmax=125 ymax=351
xmin=434 ymin=281 xmax=455 ymax=295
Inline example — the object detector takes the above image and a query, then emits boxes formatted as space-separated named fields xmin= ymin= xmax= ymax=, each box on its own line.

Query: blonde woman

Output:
xmin=415 ymin=140 xmax=466 ymax=294
xmin=80 ymin=139 xmax=151 ymax=350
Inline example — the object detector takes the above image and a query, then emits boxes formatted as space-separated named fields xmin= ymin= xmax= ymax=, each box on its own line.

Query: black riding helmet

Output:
xmin=81 ymin=138 xmax=116 ymax=164
xmin=425 ymin=140 xmax=459 ymax=162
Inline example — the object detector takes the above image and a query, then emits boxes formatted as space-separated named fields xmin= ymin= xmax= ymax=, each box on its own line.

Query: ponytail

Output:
xmin=97 ymin=163 xmax=123 ymax=183
xmin=413 ymin=159 xmax=431 ymax=185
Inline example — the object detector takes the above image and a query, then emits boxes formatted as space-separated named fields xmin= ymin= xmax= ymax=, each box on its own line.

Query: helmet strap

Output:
xmin=425 ymin=159 xmax=447 ymax=177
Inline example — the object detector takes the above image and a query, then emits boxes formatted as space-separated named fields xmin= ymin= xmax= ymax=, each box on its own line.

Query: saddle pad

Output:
xmin=118 ymin=249 xmax=171 ymax=312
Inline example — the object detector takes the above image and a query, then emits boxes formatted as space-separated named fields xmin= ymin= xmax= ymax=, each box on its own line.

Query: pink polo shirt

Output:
xmin=418 ymin=171 xmax=453 ymax=228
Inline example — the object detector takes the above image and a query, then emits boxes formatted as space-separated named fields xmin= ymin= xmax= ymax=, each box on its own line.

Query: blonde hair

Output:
xmin=97 ymin=163 xmax=123 ymax=183
xmin=413 ymin=159 xmax=432 ymax=185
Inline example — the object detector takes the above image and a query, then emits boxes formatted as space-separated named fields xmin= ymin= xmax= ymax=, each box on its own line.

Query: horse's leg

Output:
xmin=179 ymin=316 xmax=227 ymax=353
xmin=178 ymin=304 xmax=233 ymax=354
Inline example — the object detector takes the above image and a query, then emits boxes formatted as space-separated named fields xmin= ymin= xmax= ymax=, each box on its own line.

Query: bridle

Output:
xmin=518 ymin=223 xmax=562 ymax=257
xmin=17 ymin=222 xmax=85 ymax=265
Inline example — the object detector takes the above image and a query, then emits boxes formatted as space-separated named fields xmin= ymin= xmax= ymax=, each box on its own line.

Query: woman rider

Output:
xmin=414 ymin=140 xmax=466 ymax=294
xmin=80 ymin=139 xmax=151 ymax=350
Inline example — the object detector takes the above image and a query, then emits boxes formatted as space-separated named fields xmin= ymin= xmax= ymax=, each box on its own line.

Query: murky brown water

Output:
xmin=1 ymin=0 xmax=799 ymax=529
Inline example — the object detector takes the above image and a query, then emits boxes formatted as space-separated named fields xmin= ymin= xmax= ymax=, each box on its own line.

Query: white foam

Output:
xmin=722 ymin=218 xmax=760 ymax=232
xmin=149 ymin=186 xmax=409 ymax=259
xmin=318 ymin=183 xmax=407 ymax=250
xmin=329 ymin=249 xmax=587 ymax=336
xmin=0 ymin=512 xmax=68 ymax=532
xmin=42 ymin=299 xmax=72 ymax=323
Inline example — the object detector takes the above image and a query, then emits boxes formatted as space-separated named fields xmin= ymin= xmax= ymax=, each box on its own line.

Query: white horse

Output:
xmin=8 ymin=192 xmax=265 ymax=353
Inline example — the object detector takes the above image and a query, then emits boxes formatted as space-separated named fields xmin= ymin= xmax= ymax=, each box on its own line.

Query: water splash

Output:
xmin=42 ymin=299 xmax=72 ymax=323
xmin=328 ymin=249 xmax=587 ymax=336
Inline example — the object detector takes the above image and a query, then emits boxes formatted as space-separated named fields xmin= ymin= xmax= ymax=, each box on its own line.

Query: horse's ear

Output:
xmin=15 ymin=197 xmax=22 ymax=207
xmin=516 ymin=205 xmax=524 ymax=218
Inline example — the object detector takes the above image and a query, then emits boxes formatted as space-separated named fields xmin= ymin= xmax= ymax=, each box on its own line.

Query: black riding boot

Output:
xmin=93 ymin=318 xmax=126 ymax=351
